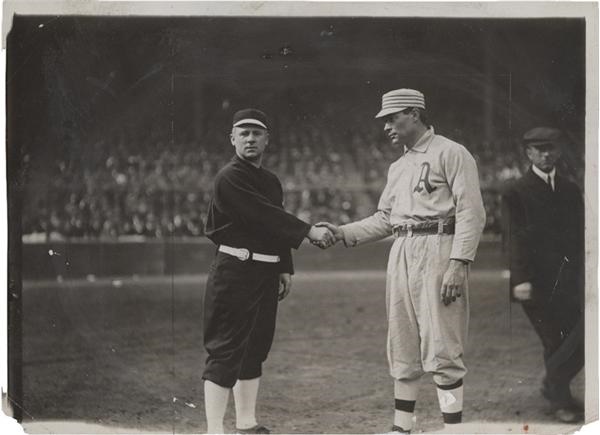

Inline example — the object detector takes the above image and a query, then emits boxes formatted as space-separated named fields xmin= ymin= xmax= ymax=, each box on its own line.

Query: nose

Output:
xmin=384 ymin=121 xmax=392 ymax=132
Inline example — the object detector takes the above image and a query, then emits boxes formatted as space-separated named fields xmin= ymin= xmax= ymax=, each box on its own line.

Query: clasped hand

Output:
xmin=306 ymin=222 xmax=344 ymax=249
xmin=307 ymin=225 xmax=334 ymax=249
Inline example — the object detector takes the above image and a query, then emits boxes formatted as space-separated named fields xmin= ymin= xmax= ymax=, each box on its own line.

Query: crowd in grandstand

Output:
xmin=23 ymin=108 xmax=576 ymax=242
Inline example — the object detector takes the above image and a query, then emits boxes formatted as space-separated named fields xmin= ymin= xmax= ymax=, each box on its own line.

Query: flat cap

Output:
xmin=522 ymin=127 xmax=563 ymax=147
xmin=375 ymin=88 xmax=426 ymax=118
xmin=232 ymin=108 xmax=269 ymax=129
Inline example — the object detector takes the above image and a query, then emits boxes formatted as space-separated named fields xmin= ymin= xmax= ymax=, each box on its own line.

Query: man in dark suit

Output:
xmin=501 ymin=127 xmax=584 ymax=423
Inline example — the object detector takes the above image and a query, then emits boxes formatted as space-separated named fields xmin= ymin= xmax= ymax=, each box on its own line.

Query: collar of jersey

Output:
xmin=404 ymin=127 xmax=434 ymax=154
xmin=233 ymin=154 xmax=261 ymax=169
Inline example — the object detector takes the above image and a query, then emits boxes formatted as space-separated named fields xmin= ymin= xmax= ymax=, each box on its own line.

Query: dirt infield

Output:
xmin=20 ymin=267 xmax=586 ymax=434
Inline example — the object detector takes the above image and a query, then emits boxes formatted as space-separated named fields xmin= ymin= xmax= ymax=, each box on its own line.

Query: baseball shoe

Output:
xmin=235 ymin=424 xmax=271 ymax=434
xmin=388 ymin=425 xmax=410 ymax=433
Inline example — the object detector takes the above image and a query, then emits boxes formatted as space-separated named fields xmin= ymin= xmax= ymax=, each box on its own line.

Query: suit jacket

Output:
xmin=501 ymin=167 xmax=584 ymax=305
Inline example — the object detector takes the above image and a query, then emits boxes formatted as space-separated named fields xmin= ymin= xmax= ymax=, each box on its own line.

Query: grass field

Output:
xmin=19 ymin=247 xmax=586 ymax=434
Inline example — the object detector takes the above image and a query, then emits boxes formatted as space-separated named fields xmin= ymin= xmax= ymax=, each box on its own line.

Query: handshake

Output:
xmin=306 ymin=222 xmax=342 ymax=249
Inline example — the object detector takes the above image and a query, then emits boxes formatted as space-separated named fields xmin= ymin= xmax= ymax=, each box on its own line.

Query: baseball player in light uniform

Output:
xmin=321 ymin=89 xmax=486 ymax=433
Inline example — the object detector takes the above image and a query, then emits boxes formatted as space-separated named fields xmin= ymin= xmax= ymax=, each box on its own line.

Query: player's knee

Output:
xmin=432 ymin=368 xmax=467 ymax=387
xmin=428 ymin=356 xmax=467 ymax=385
xmin=238 ymin=360 xmax=262 ymax=381
xmin=202 ymin=367 xmax=238 ymax=389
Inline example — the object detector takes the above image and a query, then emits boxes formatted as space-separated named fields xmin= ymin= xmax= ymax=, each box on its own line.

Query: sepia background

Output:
xmin=5 ymin=7 xmax=593 ymax=434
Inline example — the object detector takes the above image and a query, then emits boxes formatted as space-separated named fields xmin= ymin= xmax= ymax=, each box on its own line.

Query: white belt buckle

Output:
xmin=438 ymin=220 xmax=444 ymax=234
xmin=406 ymin=224 xmax=413 ymax=238
xmin=236 ymin=248 xmax=250 ymax=261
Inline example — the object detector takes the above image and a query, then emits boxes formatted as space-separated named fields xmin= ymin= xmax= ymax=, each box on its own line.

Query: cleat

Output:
xmin=236 ymin=424 xmax=271 ymax=434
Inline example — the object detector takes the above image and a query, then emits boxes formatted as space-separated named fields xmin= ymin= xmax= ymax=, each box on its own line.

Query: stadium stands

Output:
xmin=23 ymin=108 xmax=581 ymax=241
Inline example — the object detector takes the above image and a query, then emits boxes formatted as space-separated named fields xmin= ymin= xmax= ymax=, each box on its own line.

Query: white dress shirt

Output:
xmin=532 ymin=164 xmax=556 ymax=191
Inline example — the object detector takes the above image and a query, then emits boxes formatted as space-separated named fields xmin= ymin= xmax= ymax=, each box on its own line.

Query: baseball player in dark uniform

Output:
xmin=202 ymin=108 xmax=333 ymax=434
xmin=320 ymin=89 xmax=486 ymax=433
xmin=501 ymin=127 xmax=584 ymax=423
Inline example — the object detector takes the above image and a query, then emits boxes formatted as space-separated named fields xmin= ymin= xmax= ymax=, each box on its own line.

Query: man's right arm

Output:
xmin=336 ymin=165 xmax=396 ymax=247
xmin=214 ymin=168 xmax=329 ymax=249
xmin=338 ymin=210 xmax=392 ymax=247
xmin=317 ymin=201 xmax=393 ymax=248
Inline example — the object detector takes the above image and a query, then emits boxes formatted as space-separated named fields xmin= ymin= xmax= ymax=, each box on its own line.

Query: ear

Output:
xmin=525 ymin=146 xmax=534 ymax=160
xmin=410 ymin=108 xmax=420 ymax=123
xmin=230 ymin=131 xmax=235 ymax=146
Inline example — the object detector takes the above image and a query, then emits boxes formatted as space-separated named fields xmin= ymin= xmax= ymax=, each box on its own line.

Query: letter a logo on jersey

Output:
xmin=413 ymin=162 xmax=436 ymax=194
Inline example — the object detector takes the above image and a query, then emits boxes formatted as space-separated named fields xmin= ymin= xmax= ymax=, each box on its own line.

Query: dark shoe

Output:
xmin=554 ymin=407 xmax=583 ymax=423
xmin=236 ymin=425 xmax=271 ymax=434
xmin=390 ymin=425 xmax=410 ymax=433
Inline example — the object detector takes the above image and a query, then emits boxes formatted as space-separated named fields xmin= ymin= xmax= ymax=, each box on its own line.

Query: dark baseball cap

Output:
xmin=232 ymin=108 xmax=269 ymax=129
xmin=522 ymin=127 xmax=563 ymax=147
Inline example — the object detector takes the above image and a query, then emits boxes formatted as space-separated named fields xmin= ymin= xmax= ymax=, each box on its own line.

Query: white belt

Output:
xmin=218 ymin=245 xmax=280 ymax=263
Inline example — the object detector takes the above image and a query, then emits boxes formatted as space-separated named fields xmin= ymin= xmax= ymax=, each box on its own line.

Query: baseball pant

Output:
xmin=386 ymin=234 xmax=469 ymax=385
xmin=202 ymin=251 xmax=280 ymax=388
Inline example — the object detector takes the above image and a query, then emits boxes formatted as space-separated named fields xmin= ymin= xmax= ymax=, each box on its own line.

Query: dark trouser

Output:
xmin=202 ymin=252 xmax=280 ymax=388
xmin=521 ymin=297 xmax=584 ymax=407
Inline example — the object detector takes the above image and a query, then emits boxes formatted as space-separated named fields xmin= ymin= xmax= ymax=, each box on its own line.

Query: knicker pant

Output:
xmin=202 ymin=252 xmax=280 ymax=388
xmin=386 ymin=234 xmax=468 ymax=386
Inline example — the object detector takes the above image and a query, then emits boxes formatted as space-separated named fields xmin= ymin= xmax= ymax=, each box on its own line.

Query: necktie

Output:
xmin=547 ymin=174 xmax=553 ymax=191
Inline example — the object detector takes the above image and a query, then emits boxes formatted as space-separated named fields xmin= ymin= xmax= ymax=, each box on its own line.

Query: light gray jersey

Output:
xmin=341 ymin=127 xmax=486 ymax=262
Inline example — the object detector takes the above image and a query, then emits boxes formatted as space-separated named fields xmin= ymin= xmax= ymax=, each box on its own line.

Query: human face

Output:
xmin=383 ymin=109 xmax=419 ymax=147
xmin=230 ymin=125 xmax=269 ymax=164
xmin=526 ymin=143 xmax=561 ymax=173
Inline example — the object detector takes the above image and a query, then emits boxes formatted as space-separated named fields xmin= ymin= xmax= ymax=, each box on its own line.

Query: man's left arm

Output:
xmin=279 ymin=249 xmax=294 ymax=275
xmin=443 ymin=145 xmax=486 ymax=263
xmin=440 ymin=145 xmax=486 ymax=305
xmin=278 ymin=272 xmax=292 ymax=301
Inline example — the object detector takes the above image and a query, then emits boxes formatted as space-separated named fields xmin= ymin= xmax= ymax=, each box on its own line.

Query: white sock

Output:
xmin=204 ymin=380 xmax=230 ymax=434
xmin=233 ymin=377 xmax=260 ymax=429
xmin=394 ymin=378 xmax=420 ymax=431
xmin=436 ymin=380 xmax=464 ymax=425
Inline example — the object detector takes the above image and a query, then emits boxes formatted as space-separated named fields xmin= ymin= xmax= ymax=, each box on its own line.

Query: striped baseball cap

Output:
xmin=375 ymin=88 xmax=426 ymax=118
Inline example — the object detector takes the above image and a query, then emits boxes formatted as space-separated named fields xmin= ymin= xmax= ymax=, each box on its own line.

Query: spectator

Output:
xmin=22 ymin=101 xmax=578 ymax=240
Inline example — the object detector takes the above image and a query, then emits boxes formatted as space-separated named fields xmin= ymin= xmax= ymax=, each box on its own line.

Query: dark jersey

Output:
xmin=204 ymin=155 xmax=311 ymax=274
